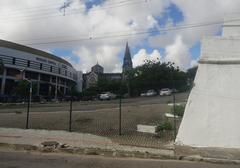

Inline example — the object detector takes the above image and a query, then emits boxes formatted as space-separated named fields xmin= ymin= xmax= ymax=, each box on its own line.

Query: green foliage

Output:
xmin=187 ymin=66 xmax=198 ymax=88
xmin=173 ymin=105 xmax=185 ymax=117
xmin=187 ymin=66 xmax=198 ymax=80
xmin=126 ymin=60 xmax=189 ymax=96
xmin=97 ymin=78 xmax=126 ymax=94
xmin=156 ymin=121 xmax=173 ymax=132
xmin=82 ymin=60 xmax=194 ymax=98
xmin=14 ymin=81 xmax=37 ymax=97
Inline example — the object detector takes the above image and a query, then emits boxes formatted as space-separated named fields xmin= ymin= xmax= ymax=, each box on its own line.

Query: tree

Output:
xmin=125 ymin=60 xmax=188 ymax=96
xmin=14 ymin=81 xmax=37 ymax=98
xmin=187 ymin=66 xmax=198 ymax=88
xmin=97 ymin=77 xmax=127 ymax=95
xmin=187 ymin=66 xmax=198 ymax=81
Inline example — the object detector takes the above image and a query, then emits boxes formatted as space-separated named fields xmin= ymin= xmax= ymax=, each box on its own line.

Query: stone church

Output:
xmin=83 ymin=42 xmax=133 ymax=89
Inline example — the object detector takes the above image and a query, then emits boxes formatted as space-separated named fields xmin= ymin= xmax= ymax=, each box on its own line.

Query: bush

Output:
xmin=173 ymin=105 xmax=185 ymax=117
xmin=156 ymin=121 xmax=173 ymax=132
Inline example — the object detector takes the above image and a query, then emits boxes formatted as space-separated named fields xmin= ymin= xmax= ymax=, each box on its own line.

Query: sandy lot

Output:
xmin=0 ymin=92 xmax=189 ymax=148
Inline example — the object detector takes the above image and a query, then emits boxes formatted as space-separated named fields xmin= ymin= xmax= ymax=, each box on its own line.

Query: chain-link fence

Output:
xmin=0 ymin=92 xmax=188 ymax=149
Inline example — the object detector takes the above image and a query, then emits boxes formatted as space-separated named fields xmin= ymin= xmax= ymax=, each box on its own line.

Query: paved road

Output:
xmin=0 ymin=150 xmax=238 ymax=168
xmin=0 ymin=92 xmax=189 ymax=113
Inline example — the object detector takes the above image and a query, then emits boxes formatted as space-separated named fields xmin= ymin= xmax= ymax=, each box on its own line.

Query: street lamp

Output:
xmin=17 ymin=68 xmax=32 ymax=129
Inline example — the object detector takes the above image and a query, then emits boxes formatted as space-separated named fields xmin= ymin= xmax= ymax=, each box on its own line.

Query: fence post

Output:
xmin=69 ymin=88 xmax=73 ymax=132
xmin=173 ymin=90 xmax=176 ymax=139
xmin=171 ymin=65 xmax=177 ymax=139
xmin=26 ymin=81 xmax=32 ymax=129
xmin=119 ymin=96 xmax=122 ymax=135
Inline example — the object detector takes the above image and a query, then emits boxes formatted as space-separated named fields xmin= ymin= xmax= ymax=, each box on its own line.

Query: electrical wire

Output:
xmin=17 ymin=18 xmax=240 ymax=46
xmin=0 ymin=0 xmax=149 ymax=22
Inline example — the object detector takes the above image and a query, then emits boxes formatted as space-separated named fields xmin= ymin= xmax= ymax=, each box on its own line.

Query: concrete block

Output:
xmin=137 ymin=125 xmax=157 ymax=134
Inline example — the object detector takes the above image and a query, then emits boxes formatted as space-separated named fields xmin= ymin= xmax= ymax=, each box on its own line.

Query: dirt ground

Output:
xmin=0 ymin=92 xmax=189 ymax=149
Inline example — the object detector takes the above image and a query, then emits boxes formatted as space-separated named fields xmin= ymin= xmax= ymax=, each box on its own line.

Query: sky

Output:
xmin=1 ymin=0 xmax=240 ymax=73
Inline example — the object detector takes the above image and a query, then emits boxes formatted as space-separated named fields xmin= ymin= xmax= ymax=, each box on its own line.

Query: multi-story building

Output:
xmin=0 ymin=39 xmax=82 ymax=99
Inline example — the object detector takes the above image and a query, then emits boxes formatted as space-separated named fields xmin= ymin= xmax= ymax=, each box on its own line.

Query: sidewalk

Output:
xmin=1 ymin=128 xmax=240 ymax=165
xmin=0 ymin=128 xmax=174 ymax=159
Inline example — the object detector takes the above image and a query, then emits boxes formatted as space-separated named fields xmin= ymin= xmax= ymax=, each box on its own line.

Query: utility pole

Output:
xmin=69 ymin=86 xmax=73 ymax=132
xmin=171 ymin=64 xmax=177 ymax=139
xmin=17 ymin=68 xmax=32 ymax=129
xmin=119 ymin=77 xmax=123 ymax=136
xmin=63 ymin=2 xmax=66 ymax=16
xmin=26 ymin=80 xmax=32 ymax=129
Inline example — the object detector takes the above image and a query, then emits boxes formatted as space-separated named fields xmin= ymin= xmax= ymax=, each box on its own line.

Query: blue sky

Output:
xmin=2 ymin=0 xmax=236 ymax=72
xmin=53 ymin=1 xmax=203 ymax=71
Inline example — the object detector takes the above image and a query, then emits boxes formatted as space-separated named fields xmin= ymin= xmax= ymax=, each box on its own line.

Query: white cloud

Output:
xmin=1 ymin=0 xmax=240 ymax=72
xmin=190 ymin=59 xmax=198 ymax=68
xmin=132 ymin=49 xmax=162 ymax=67
xmin=165 ymin=35 xmax=190 ymax=71
xmin=0 ymin=0 xmax=169 ymax=72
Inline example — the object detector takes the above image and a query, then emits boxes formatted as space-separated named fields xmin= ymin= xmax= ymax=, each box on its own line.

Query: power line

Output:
xmin=0 ymin=1 xmax=67 ymax=12
xmin=0 ymin=0 xmax=149 ymax=22
xmin=17 ymin=18 xmax=239 ymax=46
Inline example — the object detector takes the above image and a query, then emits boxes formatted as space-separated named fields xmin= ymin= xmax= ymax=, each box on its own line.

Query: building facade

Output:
xmin=83 ymin=43 xmax=132 ymax=90
xmin=122 ymin=42 xmax=133 ymax=73
xmin=0 ymin=39 xmax=82 ymax=99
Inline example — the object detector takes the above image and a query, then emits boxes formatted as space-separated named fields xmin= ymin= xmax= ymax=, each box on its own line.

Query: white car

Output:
xmin=159 ymin=88 xmax=172 ymax=96
xmin=146 ymin=90 xmax=157 ymax=97
xmin=99 ymin=92 xmax=116 ymax=100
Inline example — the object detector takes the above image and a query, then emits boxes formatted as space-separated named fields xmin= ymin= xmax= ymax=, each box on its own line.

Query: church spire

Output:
xmin=122 ymin=42 xmax=133 ymax=72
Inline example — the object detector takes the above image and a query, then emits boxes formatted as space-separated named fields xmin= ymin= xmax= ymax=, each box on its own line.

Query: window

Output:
xmin=27 ymin=60 xmax=30 ymax=67
xmin=50 ymin=66 xmax=53 ymax=72
xmin=40 ymin=63 xmax=43 ymax=70
xmin=12 ymin=58 xmax=15 ymax=65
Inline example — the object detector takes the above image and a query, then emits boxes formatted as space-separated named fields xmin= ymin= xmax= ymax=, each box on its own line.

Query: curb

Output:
xmin=0 ymin=142 xmax=174 ymax=160
xmin=177 ymin=155 xmax=240 ymax=165
xmin=1 ymin=142 xmax=240 ymax=165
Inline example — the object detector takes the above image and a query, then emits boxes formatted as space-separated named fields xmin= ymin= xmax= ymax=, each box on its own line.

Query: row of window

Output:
xmin=0 ymin=55 xmax=76 ymax=80
xmin=4 ymin=68 xmax=71 ymax=85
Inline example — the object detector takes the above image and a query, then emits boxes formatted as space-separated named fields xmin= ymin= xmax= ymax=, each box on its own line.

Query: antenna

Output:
xmin=60 ymin=0 xmax=73 ymax=16
xmin=63 ymin=2 xmax=66 ymax=16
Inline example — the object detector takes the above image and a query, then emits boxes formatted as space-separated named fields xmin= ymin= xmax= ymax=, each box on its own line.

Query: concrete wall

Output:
xmin=176 ymin=63 xmax=240 ymax=148
xmin=223 ymin=14 xmax=240 ymax=37
xmin=176 ymin=14 xmax=240 ymax=150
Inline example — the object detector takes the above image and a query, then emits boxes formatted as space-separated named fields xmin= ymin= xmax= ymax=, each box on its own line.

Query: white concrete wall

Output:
xmin=223 ymin=14 xmax=240 ymax=37
xmin=176 ymin=34 xmax=240 ymax=148
xmin=201 ymin=37 xmax=240 ymax=60
xmin=176 ymin=63 xmax=240 ymax=148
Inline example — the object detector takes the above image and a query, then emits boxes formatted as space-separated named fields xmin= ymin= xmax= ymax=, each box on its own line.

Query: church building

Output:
xmin=83 ymin=42 xmax=133 ymax=89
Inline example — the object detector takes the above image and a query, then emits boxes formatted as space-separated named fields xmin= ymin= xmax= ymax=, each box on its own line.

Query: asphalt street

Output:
xmin=0 ymin=150 xmax=239 ymax=168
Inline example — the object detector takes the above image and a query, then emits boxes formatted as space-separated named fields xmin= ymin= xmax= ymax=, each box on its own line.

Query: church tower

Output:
xmin=122 ymin=42 xmax=133 ymax=73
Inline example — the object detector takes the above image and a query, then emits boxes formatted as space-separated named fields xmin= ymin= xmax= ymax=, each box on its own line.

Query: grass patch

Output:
xmin=172 ymin=105 xmax=185 ymax=117
xmin=156 ymin=121 xmax=173 ymax=132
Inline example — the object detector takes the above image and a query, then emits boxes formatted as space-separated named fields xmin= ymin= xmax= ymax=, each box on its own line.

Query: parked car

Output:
xmin=99 ymin=92 xmax=116 ymax=100
xmin=141 ymin=90 xmax=157 ymax=97
xmin=159 ymin=88 xmax=172 ymax=96
xmin=171 ymin=88 xmax=178 ymax=93
xmin=140 ymin=92 xmax=147 ymax=97
xmin=146 ymin=90 xmax=157 ymax=96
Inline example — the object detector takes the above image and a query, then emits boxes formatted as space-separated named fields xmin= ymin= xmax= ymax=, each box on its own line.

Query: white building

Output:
xmin=175 ymin=14 xmax=240 ymax=159
xmin=0 ymin=39 xmax=82 ymax=99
